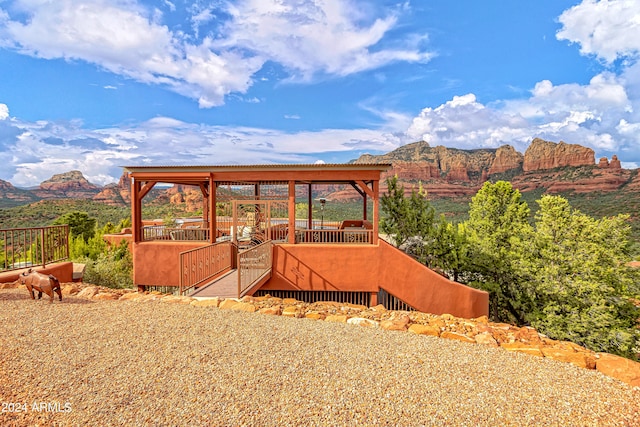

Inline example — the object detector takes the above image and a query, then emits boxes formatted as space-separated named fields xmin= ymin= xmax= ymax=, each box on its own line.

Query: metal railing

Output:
xmin=294 ymin=229 xmax=373 ymax=244
xmin=142 ymin=226 xmax=210 ymax=241
xmin=238 ymin=240 xmax=273 ymax=297
xmin=1 ymin=225 xmax=69 ymax=272
xmin=179 ymin=241 xmax=233 ymax=295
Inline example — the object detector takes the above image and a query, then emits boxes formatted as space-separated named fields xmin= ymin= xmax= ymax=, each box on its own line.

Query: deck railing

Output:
xmin=179 ymin=241 xmax=233 ymax=295
xmin=1 ymin=225 xmax=69 ymax=272
xmin=294 ymin=229 xmax=373 ymax=244
xmin=238 ymin=240 xmax=273 ymax=297
xmin=142 ymin=225 xmax=210 ymax=241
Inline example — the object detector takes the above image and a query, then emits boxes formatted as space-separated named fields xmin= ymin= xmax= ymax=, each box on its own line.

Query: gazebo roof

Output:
xmin=123 ymin=163 xmax=391 ymax=185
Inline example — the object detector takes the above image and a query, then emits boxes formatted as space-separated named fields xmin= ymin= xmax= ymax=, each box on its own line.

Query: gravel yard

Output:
xmin=1 ymin=288 xmax=638 ymax=427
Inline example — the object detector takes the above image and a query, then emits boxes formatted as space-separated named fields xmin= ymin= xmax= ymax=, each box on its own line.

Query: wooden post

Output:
xmin=372 ymin=179 xmax=379 ymax=245
xmin=210 ymin=175 xmax=216 ymax=243
xmin=131 ymin=177 xmax=141 ymax=243
xmin=307 ymin=183 xmax=313 ymax=230
xmin=289 ymin=180 xmax=296 ymax=244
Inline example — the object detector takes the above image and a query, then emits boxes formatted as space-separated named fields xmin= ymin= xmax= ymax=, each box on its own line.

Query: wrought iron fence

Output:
xmin=179 ymin=241 xmax=233 ymax=295
xmin=1 ymin=225 xmax=69 ymax=272
xmin=238 ymin=240 xmax=273 ymax=297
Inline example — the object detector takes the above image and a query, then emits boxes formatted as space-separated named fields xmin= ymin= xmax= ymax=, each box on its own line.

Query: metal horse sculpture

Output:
xmin=19 ymin=269 xmax=62 ymax=303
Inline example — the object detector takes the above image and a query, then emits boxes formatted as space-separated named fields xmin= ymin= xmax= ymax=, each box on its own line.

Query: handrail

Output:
xmin=237 ymin=240 xmax=273 ymax=297
xmin=1 ymin=225 xmax=69 ymax=272
xmin=179 ymin=241 xmax=233 ymax=295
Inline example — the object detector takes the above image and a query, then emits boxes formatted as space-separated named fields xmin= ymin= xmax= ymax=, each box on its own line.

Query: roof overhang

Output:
xmin=123 ymin=163 xmax=391 ymax=185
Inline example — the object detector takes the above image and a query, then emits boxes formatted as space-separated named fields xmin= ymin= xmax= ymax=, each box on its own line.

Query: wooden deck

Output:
xmin=190 ymin=270 xmax=239 ymax=299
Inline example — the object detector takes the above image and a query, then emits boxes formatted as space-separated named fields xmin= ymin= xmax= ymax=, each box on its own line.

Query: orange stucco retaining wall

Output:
xmin=0 ymin=262 xmax=74 ymax=284
xmin=133 ymin=241 xmax=211 ymax=288
xmin=260 ymin=241 xmax=489 ymax=318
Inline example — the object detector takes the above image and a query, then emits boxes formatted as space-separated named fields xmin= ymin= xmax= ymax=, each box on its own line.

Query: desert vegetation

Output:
xmin=381 ymin=176 xmax=640 ymax=360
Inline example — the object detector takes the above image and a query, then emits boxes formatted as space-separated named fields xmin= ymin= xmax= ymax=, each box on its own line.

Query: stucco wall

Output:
xmin=133 ymin=241 xmax=211 ymax=287
xmin=261 ymin=242 xmax=489 ymax=318
xmin=0 ymin=262 xmax=74 ymax=284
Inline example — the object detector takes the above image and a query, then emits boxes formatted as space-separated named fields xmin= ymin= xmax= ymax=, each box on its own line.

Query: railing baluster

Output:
xmin=0 ymin=225 xmax=69 ymax=273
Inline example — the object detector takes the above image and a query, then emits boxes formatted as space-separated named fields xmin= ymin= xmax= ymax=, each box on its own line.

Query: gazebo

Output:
xmin=116 ymin=163 xmax=489 ymax=318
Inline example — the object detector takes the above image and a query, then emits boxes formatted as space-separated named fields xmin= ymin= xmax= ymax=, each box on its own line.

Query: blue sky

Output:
xmin=1 ymin=0 xmax=639 ymax=187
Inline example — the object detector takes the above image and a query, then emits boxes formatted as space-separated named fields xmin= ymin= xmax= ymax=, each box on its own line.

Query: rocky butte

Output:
xmin=340 ymin=137 xmax=636 ymax=200
xmin=32 ymin=170 xmax=101 ymax=200
xmin=0 ymin=138 xmax=637 ymax=207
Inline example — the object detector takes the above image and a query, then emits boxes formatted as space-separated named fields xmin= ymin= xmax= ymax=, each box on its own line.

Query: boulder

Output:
xmin=500 ymin=342 xmax=544 ymax=357
xmin=596 ymin=353 xmax=640 ymax=387
xmin=474 ymin=332 xmax=499 ymax=347
xmin=259 ymin=306 xmax=282 ymax=316
xmin=190 ymin=298 xmax=221 ymax=307
xmin=61 ymin=283 xmax=80 ymax=295
xmin=408 ymin=324 xmax=440 ymax=337
xmin=76 ymin=286 xmax=100 ymax=299
xmin=93 ymin=292 xmax=120 ymax=301
xmin=347 ymin=317 xmax=380 ymax=328
xmin=440 ymin=331 xmax=476 ymax=344
xmin=541 ymin=348 xmax=596 ymax=369
xmin=325 ymin=315 xmax=348 ymax=323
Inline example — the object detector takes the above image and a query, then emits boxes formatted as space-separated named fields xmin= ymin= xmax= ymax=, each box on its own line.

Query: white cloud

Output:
xmin=557 ymin=0 xmax=640 ymax=63
xmin=0 ymin=103 xmax=8 ymax=119
xmin=207 ymin=0 xmax=433 ymax=80
xmin=0 ymin=108 xmax=401 ymax=187
xmin=0 ymin=0 xmax=432 ymax=107
xmin=405 ymin=70 xmax=640 ymax=162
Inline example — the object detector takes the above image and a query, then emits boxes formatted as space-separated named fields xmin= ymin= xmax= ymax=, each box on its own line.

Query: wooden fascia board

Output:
xmin=208 ymin=170 xmax=382 ymax=182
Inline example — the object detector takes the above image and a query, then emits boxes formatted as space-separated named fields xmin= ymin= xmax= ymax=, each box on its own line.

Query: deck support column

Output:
xmin=131 ymin=177 xmax=142 ymax=243
xmin=372 ymin=180 xmax=379 ymax=245
xmin=210 ymin=174 xmax=216 ymax=243
xmin=288 ymin=180 xmax=296 ymax=244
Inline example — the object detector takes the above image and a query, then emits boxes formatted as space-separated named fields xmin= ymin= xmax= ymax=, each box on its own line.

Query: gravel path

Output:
xmin=1 ymin=288 xmax=638 ymax=427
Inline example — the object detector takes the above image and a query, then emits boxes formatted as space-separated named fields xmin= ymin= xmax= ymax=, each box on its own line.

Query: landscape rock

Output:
xmin=440 ymin=331 xmax=476 ymax=344
xmin=596 ymin=353 xmax=640 ymax=387
xmin=76 ymin=286 xmax=100 ymax=299
xmin=408 ymin=324 xmax=440 ymax=337
xmin=190 ymin=298 xmax=221 ymax=307
xmin=347 ymin=317 xmax=380 ymax=328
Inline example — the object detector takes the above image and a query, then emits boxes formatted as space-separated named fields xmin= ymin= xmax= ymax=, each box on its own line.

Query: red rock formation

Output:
xmin=609 ymin=155 xmax=621 ymax=169
xmin=33 ymin=170 xmax=101 ymax=199
xmin=93 ymin=172 xmax=130 ymax=206
xmin=523 ymin=138 xmax=595 ymax=171
xmin=0 ymin=179 xmax=39 ymax=205
xmin=488 ymin=145 xmax=523 ymax=175
xmin=598 ymin=157 xmax=610 ymax=168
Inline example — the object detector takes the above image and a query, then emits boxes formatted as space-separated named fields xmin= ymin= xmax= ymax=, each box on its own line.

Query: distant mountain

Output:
xmin=0 ymin=138 xmax=638 ymax=208
xmin=0 ymin=178 xmax=39 ymax=208
xmin=338 ymin=138 xmax=638 ymax=199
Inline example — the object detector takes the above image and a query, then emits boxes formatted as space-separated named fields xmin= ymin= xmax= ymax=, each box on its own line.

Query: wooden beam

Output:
xmin=354 ymin=180 xmax=375 ymax=199
xmin=139 ymin=181 xmax=156 ymax=199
